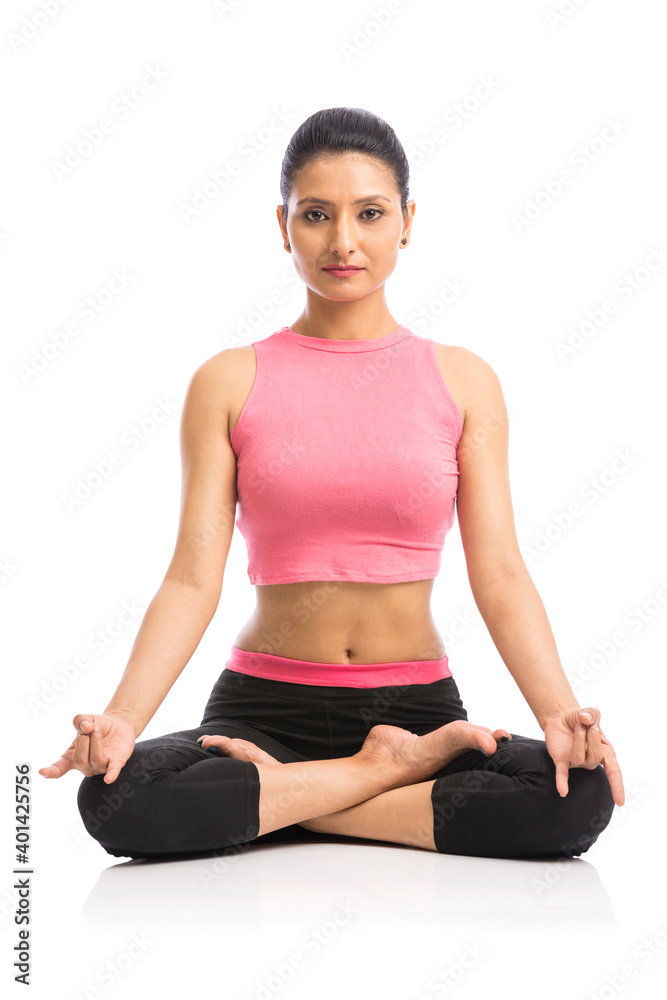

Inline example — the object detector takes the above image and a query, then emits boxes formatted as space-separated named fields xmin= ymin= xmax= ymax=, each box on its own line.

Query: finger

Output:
xmin=73 ymin=730 xmax=92 ymax=770
xmin=584 ymin=724 xmax=603 ymax=765
xmin=74 ymin=714 xmax=99 ymax=769
xmin=577 ymin=707 xmax=603 ymax=767
xmin=88 ymin=723 xmax=106 ymax=770
xmin=104 ymin=760 xmax=126 ymax=784
xmin=75 ymin=716 xmax=94 ymax=736
xmin=553 ymin=757 xmax=570 ymax=797
xmin=579 ymin=707 xmax=601 ymax=732
xmin=601 ymin=743 xmax=625 ymax=807
xmin=570 ymin=710 xmax=589 ymax=766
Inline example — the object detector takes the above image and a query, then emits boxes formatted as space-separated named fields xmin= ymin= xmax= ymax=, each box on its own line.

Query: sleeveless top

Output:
xmin=229 ymin=324 xmax=464 ymax=585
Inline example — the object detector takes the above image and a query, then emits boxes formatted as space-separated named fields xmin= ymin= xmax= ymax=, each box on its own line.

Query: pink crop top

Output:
xmin=230 ymin=324 xmax=464 ymax=585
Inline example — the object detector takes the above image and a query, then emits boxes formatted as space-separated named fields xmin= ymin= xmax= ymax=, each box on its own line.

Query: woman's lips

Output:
xmin=322 ymin=267 xmax=364 ymax=278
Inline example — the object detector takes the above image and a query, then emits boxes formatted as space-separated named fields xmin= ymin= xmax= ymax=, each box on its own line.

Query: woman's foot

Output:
xmin=359 ymin=720 xmax=512 ymax=786
xmin=196 ymin=734 xmax=282 ymax=766
xmin=196 ymin=720 xmax=512 ymax=788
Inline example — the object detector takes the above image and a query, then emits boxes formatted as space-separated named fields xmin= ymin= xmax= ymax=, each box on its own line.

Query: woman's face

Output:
xmin=278 ymin=153 xmax=414 ymax=303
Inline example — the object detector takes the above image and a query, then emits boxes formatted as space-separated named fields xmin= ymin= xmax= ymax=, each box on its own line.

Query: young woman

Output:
xmin=40 ymin=107 xmax=624 ymax=861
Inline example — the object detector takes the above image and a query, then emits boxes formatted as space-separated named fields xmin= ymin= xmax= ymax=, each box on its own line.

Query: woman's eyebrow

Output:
xmin=295 ymin=194 xmax=392 ymax=207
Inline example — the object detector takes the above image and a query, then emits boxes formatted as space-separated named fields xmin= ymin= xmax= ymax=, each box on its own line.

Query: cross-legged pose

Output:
xmin=40 ymin=107 xmax=624 ymax=861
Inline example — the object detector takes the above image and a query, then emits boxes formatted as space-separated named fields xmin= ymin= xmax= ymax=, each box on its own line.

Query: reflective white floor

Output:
xmin=81 ymin=835 xmax=616 ymax=929
xmin=16 ymin=787 xmax=665 ymax=1000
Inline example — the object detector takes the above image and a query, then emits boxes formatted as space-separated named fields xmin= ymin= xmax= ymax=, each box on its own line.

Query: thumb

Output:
xmin=39 ymin=755 xmax=73 ymax=779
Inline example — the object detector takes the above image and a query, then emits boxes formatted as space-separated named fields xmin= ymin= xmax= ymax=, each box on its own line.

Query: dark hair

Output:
xmin=279 ymin=107 xmax=410 ymax=221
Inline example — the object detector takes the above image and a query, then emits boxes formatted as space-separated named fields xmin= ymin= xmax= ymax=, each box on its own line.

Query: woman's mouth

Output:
xmin=322 ymin=267 xmax=365 ymax=278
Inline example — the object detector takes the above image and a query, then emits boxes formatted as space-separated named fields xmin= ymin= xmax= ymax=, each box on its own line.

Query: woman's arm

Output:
xmin=462 ymin=571 xmax=580 ymax=731
xmin=454 ymin=349 xmax=580 ymax=731
xmin=102 ymin=352 xmax=240 ymax=738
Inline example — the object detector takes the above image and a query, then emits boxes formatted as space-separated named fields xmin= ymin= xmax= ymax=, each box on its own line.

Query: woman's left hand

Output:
xmin=543 ymin=707 xmax=625 ymax=807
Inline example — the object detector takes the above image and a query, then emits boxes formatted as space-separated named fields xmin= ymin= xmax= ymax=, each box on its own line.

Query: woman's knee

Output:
xmin=556 ymin=760 xmax=616 ymax=856
xmin=530 ymin=743 xmax=616 ymax=857
xmin=76 ymin=739 xmax=173 ymax=853
xmin=123 ymin=733 xmax=212 ymax=784
xmin=76 ymin=737 xmax=193 ymax=826
xmin=483 ymin=738 xmax=616 ymax=858
xmin=77 ymin=737 xmax=197 ymax=857
xmin=76 ymin=735 xmax=259 ymax=859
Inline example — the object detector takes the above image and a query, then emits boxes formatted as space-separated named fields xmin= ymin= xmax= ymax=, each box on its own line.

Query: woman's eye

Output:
xmin=303 ymin=208 xmax=385 ymax=222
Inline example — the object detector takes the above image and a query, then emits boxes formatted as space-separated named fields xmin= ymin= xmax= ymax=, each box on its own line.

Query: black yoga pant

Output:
xmin=77 ymin=666 xmax=615 ymax=860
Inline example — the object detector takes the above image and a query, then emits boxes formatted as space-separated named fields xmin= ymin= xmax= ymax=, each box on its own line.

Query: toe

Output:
xmin=197 ymin=735 xmax=231 ymax=753
xmin=469 ymin=725 xmax=499 ymax=755
xmin=224 ymin=738 xmax=281 ymax=766
xmin=492 ymin=728 xmax=512 ymax=741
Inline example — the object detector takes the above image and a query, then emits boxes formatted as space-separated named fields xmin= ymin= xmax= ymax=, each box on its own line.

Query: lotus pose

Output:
xmin=40 ymin=107 xmax=623 ymax=861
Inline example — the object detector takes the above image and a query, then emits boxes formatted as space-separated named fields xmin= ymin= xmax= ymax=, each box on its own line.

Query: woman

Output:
xmin=40 ymin=107 xmax=624 ymax=861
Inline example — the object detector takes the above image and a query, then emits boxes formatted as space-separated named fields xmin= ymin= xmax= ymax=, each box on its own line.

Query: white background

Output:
xmin=2 ymin=0 xmax=666 ymax=997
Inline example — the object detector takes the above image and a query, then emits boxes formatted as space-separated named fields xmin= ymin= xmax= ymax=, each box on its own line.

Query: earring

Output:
xmin=401 ymin=238 xmax=407 ymax=245
xmin=286 ymin=243 xmax=291 ymax=251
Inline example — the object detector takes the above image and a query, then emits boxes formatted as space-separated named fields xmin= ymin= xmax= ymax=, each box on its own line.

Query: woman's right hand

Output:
xmin=39 ymin=713 xmax=137 ymax=785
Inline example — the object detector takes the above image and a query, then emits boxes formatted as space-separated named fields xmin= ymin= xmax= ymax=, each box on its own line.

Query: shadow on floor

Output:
xmin=79 ymin=830 xmax=616 ymax=931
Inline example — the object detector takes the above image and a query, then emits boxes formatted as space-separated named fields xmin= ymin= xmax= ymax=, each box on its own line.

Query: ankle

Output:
xmin=353 ymin=747 xmax=407 ymax=793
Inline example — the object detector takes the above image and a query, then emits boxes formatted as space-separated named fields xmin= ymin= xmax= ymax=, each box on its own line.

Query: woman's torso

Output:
xmin=224 ymin=339 xmax=469 ymax=665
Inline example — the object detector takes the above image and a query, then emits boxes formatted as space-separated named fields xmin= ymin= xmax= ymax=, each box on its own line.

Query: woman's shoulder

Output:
xmin=432 ymin=341 xmax=498 ymax=379
xmin=431 ymin=342 xmax=504 ymax=427
xmin=188 ymin=347 xmax=257 ymax=438
xmin=189 ymin=344 xmax=256 ymax=392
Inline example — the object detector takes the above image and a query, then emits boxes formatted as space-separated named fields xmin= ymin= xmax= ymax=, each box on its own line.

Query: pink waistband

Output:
xmin=224 ymin=645 xmax=453 ymax=688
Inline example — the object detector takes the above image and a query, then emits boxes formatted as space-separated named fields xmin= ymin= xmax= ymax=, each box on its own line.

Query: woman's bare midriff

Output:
xmin=224 ymin=339 xmax=468 ymax=665
xmin=233 ymin=578 xmax=446 ymax=664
